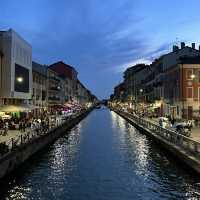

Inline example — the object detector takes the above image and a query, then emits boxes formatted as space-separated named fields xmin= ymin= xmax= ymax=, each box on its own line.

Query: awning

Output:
xmin=0 ymin=105 xmax=37 ymax=112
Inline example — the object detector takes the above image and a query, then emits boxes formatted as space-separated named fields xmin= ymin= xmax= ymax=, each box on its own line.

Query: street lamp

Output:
xmin=190 ymin=73 xmax=196 ymax=120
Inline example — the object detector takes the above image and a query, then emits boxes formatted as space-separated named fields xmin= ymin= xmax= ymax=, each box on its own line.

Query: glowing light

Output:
xmin=17 ymin=77 xmax=23 ymax=83
xmin=191 ymin=74 xmax=195 ymax=79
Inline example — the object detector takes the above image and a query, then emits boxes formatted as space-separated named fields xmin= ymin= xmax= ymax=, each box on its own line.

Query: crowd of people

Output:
xmin=0 ymin=113 xmax=51 ymax=136
xmin=0 ymin=105 xmax=88 ymax=137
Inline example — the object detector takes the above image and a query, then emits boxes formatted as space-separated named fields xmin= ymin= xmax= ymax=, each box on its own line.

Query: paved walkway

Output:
xmin=190 ymin=128 xmax=200 ymax=142
xmin=0 ymin=115 xmax=64 ymax=145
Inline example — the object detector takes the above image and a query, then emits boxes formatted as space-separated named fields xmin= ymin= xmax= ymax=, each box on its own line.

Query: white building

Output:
xmin=0 ymin=29 xmax=32 ymax=107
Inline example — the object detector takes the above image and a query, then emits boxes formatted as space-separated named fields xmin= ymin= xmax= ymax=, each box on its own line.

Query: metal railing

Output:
xmin=113 ymin=108 xmax=200 ymax=160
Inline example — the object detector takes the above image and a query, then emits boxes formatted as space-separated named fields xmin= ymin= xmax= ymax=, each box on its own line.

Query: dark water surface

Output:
xmin=0 ymin=108 xmax=200 ymax=200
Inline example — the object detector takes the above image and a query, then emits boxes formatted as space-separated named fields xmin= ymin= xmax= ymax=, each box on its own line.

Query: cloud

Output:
xmin=3 ymin=0 xmax=199 ymax=98
xmin=106 ymin=41 xmax=172 ymax=74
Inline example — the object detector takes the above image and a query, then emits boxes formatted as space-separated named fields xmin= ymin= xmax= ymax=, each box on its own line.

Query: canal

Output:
xmin=0 ymin=108 xmax=200 ymax=199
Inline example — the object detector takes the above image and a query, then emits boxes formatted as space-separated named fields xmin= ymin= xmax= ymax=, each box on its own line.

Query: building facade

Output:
xmin=123 ymin=64 xmax=149 ymax=108
xmin=113 ymin=82 xmax=125 ymax=102
xmin=32 ymin=61 xmax=47 ymax=114
xmin=0 ymin=29 xmax=32 ymax=109
xmin=47 ymin=68 xmax=64 ymax=106
xmin=164 ymin=56 xmax=200 ymax=119
xmin=111 ymin=42 xmax=200 ymax=119
xmin=48 ymin=61 xmax=78 ymax=103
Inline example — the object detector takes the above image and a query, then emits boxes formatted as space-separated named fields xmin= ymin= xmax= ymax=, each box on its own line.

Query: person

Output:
xmin=159 ymin=118 xmax=163 ymax=127
xmin=35 ymin=120 xmax=39 ymax=135
xmin=41 ymin=120 xmax=45 ymax=132
xmin=169 ymin=118 xmax=175 ymax=128
xmin=187 ymin=120 xmax=193 ymax=131
xmin=19 ymin=121 xmax=23 ymax=132
xmin=31 ymin=120 xmax=35 ymax=131
xmin=22 ymin=121 xmax=26 ymax=132
xmin=171 ymin=118 xmax=175 ymax=125
xmin=4 ymin=121 xmax=9 ymax=136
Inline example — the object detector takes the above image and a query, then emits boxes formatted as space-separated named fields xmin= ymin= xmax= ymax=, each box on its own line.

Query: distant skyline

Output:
xmin=1 ymin=0 xmax=200 ymax=99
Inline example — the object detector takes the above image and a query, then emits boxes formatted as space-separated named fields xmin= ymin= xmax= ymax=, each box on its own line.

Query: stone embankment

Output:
xmin=111 ymin=108 xmax=200 ymax=174
xmin=0 ymin=108 xmax=93 ymax=179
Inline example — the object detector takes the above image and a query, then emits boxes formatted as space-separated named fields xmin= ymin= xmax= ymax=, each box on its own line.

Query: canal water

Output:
xmin=0 ymin=108 xmax=200 ymax=200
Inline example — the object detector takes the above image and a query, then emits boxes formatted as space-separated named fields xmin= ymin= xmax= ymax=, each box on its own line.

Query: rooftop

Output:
xmin=48 ymin=61 xmax=78 ymax=80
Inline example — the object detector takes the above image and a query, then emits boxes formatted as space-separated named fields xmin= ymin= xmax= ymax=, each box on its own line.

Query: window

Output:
xmin=186 ymin=69 xmax=193 ymax=80
xmin=15 ymin=64 xmax=29 ymax=93
xmin=186 ymin=87 xmax=193 ymax=98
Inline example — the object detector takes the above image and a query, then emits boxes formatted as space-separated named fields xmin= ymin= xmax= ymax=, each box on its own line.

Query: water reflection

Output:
xmin=111 ymin=111 xmax=149 ymax=176
xmin=110 ymin=110 xmax=200 ymax=199
xmin=0 ymin=109 xmax=200 ymax=200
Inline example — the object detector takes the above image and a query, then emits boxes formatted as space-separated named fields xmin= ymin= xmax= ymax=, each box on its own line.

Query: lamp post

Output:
xmin=135 ymin=88 xmax=143 ymax=114
xmin=139 ymin=89 xmax=144 ymax=114
xmin=189 ymin=73 xmax=196 ymax=120
xmin=183 ymin=71 xmax=196 ymax=120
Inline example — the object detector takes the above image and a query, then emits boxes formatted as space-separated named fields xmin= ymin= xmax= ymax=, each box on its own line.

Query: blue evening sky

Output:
xmin=1 ymin=0 xmax=200 ymax=99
